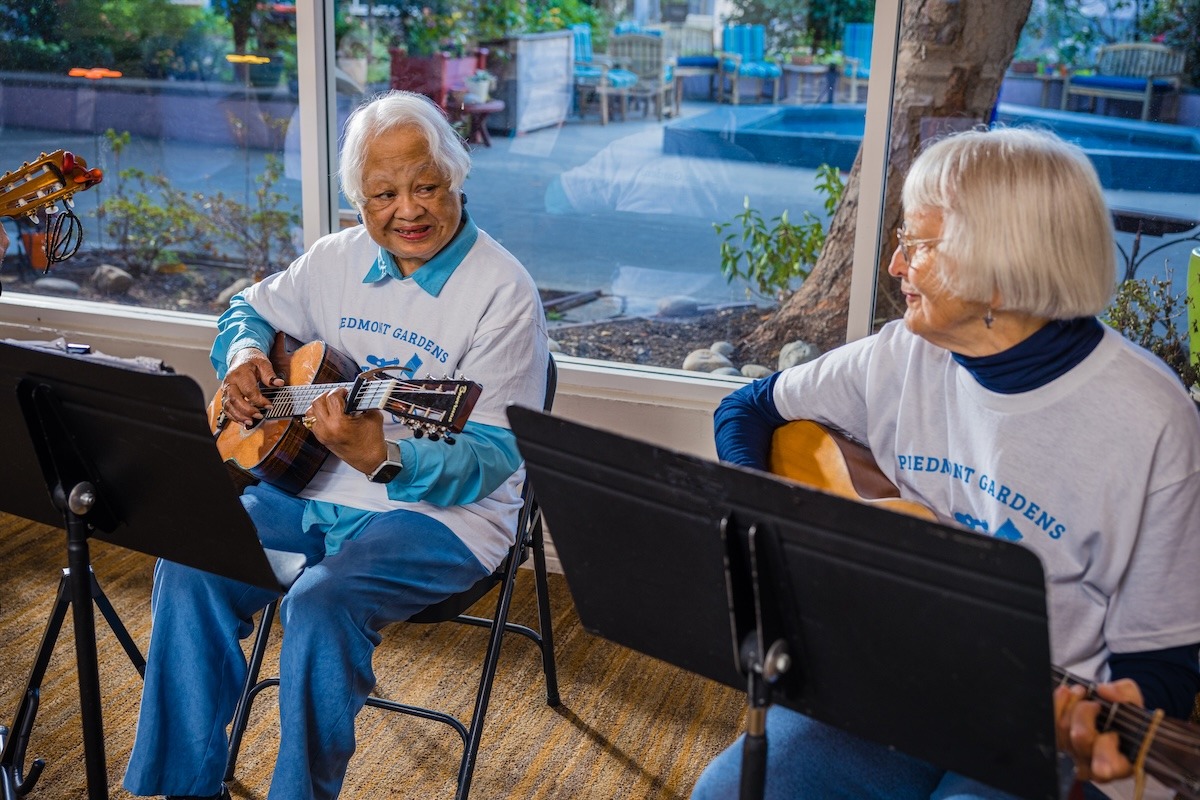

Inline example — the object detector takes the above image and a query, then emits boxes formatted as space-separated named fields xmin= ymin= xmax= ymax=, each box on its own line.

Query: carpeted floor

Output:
xmin=0 ymin=513 xmax=745 ymax=799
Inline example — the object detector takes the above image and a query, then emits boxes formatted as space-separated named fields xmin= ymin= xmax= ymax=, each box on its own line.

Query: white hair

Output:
xmin=903 ymin=126 xmax=1116 ymax=318
xmin=338 ymin=90 xmax=470 ymax=209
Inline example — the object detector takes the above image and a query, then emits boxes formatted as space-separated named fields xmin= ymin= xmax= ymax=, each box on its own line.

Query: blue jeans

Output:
xmin=123 ymin=483 xmax=490 ymax=800
xmin=690 ymin=706 xmax=1074 ymax=800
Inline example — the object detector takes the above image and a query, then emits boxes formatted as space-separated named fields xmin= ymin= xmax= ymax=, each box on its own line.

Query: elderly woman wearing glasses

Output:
xmin=699 ymin=127 xmax=1200 ymax=800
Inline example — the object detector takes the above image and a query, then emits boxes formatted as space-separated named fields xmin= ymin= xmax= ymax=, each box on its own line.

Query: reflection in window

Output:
xmin=0 ymin=0 xmax=302 ymax=312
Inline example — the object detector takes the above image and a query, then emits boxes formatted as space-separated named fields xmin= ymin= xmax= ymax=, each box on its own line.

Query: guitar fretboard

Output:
xmin=261 ymin=380 xmax=459 ymax=423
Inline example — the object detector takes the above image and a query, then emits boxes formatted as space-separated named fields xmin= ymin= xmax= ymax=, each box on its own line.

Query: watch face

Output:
xmin=370 ymin=463 xmax=402 ymax=483
xmin=369 ymin=441 xmax=403 ymax=483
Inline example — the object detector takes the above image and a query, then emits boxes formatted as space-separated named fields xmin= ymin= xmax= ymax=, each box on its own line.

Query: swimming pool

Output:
xmin=661 ymin=103 xmax=1200 ymax=193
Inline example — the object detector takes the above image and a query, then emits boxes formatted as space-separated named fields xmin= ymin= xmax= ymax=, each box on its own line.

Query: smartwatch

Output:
xmin=367 ymin=439 xmax=403 ymax=484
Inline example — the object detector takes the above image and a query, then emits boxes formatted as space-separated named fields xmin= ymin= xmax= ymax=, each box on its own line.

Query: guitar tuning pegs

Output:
xmin=428 ymin=431 xmax=441 ymax=442
xmin=444 ymin=435 xmax=456 ymax=445
xmin=412 ymin=427 xmax=425 ymax=439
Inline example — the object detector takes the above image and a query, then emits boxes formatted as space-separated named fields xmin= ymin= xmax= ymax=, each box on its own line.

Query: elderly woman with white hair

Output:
xmin=699 ymin=127 xmax=1200 ymax=799
xmin=123 ymin=90 xmax=548 ymax=800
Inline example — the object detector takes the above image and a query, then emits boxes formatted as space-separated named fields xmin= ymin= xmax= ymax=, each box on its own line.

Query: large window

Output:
xmin=1 ymin=0 xmax=1196 ymax=386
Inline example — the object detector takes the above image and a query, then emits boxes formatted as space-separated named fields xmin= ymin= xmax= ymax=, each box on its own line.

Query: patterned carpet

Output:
xmin=0 ymin=513 xmax=744 ymax=799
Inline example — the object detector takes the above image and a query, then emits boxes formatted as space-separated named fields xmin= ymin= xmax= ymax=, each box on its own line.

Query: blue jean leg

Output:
xmin=267 ymin=509 xmax=489 ymax=800
xmin=123 ymin=484 xmax=316 ymax=797
xmin=691 ymin=706 xmax=1065 ymax=800
xmin=690 ymin=706 xmax=945 ymax=800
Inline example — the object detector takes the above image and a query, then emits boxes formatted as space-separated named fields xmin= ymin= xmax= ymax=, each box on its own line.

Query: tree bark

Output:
xmin=741 ymin=0 xmax=1034 ymax=363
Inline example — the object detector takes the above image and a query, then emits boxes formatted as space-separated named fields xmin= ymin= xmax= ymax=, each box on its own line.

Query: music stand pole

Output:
xmin=725 ymin=522 xmax=791 ymax=800
xmin=59 ymin=480 xmax=110 ymax=800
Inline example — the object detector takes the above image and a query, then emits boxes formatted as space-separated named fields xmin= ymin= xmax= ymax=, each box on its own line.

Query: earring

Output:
xmin=460 ymin=191 xmax=468 ymax=207
xmin=983 ymin=308 xmax=995 ymax=329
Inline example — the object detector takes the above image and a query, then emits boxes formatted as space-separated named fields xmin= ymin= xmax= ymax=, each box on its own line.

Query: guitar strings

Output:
xmin=260 ymin=380 xmax=458 ymax=421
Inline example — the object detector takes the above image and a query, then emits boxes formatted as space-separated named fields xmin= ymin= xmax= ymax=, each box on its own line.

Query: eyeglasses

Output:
xmin=896 ymin=226 xmax=942 ymax=264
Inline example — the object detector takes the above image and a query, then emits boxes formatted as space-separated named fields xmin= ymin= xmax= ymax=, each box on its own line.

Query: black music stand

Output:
xmin=507 ymin=407 xmax=1059 ymax=800
xmin=0 ymin=338 xmax=306 ymax=800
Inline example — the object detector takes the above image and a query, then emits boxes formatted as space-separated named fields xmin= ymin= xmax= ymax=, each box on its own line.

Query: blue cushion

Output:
xmin=721 ymin=59 xmax=781 ymax=79
xmin=574 ymin=65 xmax=638 ymax=88
xmin=572 ymin=23 xmax=594 ymax=63
xmin=678 ymin=55 xmax=719 ymax=69
xmin=1071 ymin=74 xmax=1174 ymax=91
xmin=722 ymin=24 xmax=766 ymax=61
xmin=842 ymin=23 xmax=873 ymax=72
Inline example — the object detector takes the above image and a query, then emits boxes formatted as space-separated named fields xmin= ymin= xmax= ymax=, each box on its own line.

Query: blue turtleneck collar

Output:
xmin=952 ymin=317 xmax=1104 ymax=393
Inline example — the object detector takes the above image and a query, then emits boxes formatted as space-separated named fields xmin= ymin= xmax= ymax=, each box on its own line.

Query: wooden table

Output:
xmin=460 ymin=99 xmax=505 ymax=147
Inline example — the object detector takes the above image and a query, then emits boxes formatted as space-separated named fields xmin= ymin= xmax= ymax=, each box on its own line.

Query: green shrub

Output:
xmin=1104 ymin=273 xmax=1199 ymax=391
xmin=713 ymin=164 xmax=845 ymax=302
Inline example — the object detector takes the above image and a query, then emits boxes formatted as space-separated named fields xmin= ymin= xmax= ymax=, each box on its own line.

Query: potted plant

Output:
xmin=389 ymin=2 xmax=476 ymax=107
xmin=463 ymin=68 xmax=496 ymax=102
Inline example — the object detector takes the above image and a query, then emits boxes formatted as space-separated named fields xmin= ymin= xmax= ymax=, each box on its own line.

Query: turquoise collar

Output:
xmin=362 ymin=209 xmax=478 ymax=296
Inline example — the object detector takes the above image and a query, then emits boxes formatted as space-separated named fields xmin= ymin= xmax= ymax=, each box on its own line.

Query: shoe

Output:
xmin=165 ymin=787 xmax=230 ymax=800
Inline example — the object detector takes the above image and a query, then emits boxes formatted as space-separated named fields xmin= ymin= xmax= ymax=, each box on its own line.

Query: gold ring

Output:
xmin=302 ymin=416 xmax=315 ymax=430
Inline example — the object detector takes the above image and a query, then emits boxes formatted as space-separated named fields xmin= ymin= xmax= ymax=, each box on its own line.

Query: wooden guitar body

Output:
xmin=207 ymin=338 xmax=360 ymax=495
xmin=769 ymin=420 xmax=936 ymax=521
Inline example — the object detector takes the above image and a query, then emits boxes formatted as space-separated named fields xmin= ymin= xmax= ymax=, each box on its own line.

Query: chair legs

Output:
xmin=223 ymin=526 xmax=560 ymax=799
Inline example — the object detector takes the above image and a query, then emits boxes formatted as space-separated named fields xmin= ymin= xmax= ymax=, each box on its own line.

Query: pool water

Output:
xmin=662 ymin=103 xmax=1200 ymax=193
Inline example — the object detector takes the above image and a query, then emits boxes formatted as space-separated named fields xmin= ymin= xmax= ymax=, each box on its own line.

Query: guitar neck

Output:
xmin=1052 ymin=666 xmax=1200 ymax=798
xmin=260 ymin=380 xmax=360 ymax=419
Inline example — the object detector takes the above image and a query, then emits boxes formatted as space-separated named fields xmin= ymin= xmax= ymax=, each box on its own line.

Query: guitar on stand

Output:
xmin=0 ymin=149 xmax=103 ymax=281
xmin=752 ymin=419 xmax=1200 ymax=800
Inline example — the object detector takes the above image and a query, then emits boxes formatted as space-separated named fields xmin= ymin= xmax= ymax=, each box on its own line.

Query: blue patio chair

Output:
xmin=839 ymin=22 xmax=873 ymax=103
xmin=573 ymin=23 xmax=639 ymax=123
xmin=717 ymin=24 xmax=781 ymax=105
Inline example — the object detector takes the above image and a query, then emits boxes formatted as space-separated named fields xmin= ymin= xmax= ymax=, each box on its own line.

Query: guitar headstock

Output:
xmin=0 ymin=150 xmax=104 ymax=223
xmin=372 ymin=376 xmax=483 ymax=441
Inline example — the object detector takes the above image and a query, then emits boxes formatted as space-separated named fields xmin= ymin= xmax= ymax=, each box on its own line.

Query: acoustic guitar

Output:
xmin=769 ymin=419 xmax=1200 ymax=799
xmin=0 ymin=150 xmax=103 ymax=222
xmin=208 ymin=335 xmax=481 ymax=494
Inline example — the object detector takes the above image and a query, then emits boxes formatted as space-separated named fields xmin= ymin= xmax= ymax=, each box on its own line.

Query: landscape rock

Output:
xmin=91 ymin=263 xmax=134 ymax=295
xmin=217 ymin=277 xmax=255 ymax=308
xmin=741 ymin=364 xmax=773 ymax=379
xmin=33 ymin=277 xmax=81 ymax=295
xmin=778 ymin=340 xmax=821 ymax=370
xmin=710 ymin=340 xmax=736 ymax=358
xmin=657 ymin=296 xmax=700 ymax=318
xmin=682 ymin=348 xmax=734 ymax=373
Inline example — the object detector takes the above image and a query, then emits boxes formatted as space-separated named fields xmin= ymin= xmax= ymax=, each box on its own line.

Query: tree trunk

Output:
xmin=741 ymin=0 xmax=1033 ymax=362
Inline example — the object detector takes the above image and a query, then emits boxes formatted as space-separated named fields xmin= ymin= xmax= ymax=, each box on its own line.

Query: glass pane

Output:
xmin=330 ymin=0 xmax=877 ymax=374
xmin=0 ymin=0 xmax=303 ymax=313
xmin=873 ymin=0 xmax=1200 ymax=378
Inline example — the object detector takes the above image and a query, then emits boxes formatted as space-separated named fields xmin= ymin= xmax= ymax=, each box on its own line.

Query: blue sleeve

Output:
xmin=384 ymin=420 xmax=522 ymax=507
xmin=713 ymin=373 xmax=786 ymax=470
xmin=1108 ymin=643 xmax=1200 ymax=720
xmin=209 ymin=295 xmax=276 ymax=379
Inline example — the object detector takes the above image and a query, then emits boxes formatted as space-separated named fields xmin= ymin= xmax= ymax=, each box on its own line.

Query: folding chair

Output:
xmin=224 ymin=356 xmax=560 ymax=800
